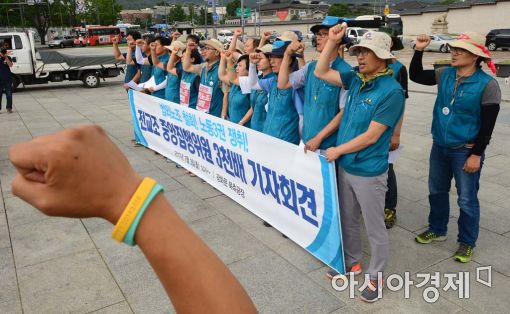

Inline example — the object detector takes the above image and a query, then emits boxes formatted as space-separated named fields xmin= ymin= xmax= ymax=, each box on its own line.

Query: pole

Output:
xmin=253 ymin=9 xmax=256 ymax=36
xmin=204 ymin=1 xmax=208 ymax=39
xmin=212 ymin=0 xmax=216 ymax=38
xmin=240 ymin=0 xmax=244 ymax=36
xmin=112 ymin=0 xmax=115 ymax=25
xmin=257 ymin=1 xmax=261 ymax=36
xmin=6 ymin=8 xmax=10 ymax=28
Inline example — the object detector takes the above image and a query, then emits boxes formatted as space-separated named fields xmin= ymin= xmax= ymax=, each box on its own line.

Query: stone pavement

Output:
xmin=0 ymin=74 xmax=509 ymax=314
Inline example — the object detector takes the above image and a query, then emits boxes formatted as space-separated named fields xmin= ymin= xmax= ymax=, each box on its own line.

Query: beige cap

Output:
xmin=164 ymin=40 xmax=186 ymax=57
xmin=448 ymin=32 xmax=492 ymax=59
xmin=349 ymin=31 xmax=395 ymax=61
xmin=277 ymin=31 xmax=298 ymax=42
xmin=235 ymin=39 xmax=245 ymax=54
xmin=200 ymin=39 xmax=223 ymax=52
xmin=256 ymin=44 xmax=273 ymax=54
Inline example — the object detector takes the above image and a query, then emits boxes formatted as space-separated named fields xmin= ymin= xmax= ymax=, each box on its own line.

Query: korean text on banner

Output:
xmin=128 ymin=90 xmax=345 ymax=274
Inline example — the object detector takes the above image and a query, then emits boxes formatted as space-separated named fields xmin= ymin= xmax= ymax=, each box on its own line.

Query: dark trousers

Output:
xmin=385 ymin=163 xmax=397 ymax=210
xmin=0 ymin=81 xmax=13 ymax=110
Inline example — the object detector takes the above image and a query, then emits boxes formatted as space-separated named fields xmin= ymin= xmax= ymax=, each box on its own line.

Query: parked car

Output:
xmin=217 ymin=30 xmax=234 ymax=43
xmin=411 ymin=34 xmax=455 ymax=53
xmin=346 ymin=27 xmax=369 ymax=45
xmin=48 ymin=36 xmax=75 ymax=48
xmin=485 ymin=29 xmax=510 ymax=51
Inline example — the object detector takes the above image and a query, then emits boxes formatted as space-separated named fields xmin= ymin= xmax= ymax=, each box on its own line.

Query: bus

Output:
xmin=86 ymin=26 xmax=121 ymax=46
xmin=71 ymin=25 xmax=121 ymax=46
xmin=117 ymin=24 xmax=142 ymax=37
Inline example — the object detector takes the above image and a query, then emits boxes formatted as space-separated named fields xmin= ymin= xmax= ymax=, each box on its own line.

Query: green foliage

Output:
xmin=291 ymin=14 xmax=300 ymax=21
xmin=226 ymin=0 xmax=241 ymax=17
xmin=328 ymin=4 xmax=352 ymax=17
xmin=168 ymin=4 xmax=186 ymax=23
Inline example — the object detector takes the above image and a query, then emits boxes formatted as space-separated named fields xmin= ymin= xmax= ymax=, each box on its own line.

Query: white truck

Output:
xmin=0 ymin=31 xmax=124 ymax=90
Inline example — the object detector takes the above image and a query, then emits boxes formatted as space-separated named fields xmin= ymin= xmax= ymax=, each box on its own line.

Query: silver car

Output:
xmin=411 ymin=34 xmax=455 ymax=53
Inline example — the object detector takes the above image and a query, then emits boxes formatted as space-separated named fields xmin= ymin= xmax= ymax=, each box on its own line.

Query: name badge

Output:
xmin=442 ymin=107 xmax=450 ymax=115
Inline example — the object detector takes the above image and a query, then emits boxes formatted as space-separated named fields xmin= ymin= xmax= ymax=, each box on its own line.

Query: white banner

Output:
xmin=129 ymin=90 xmax=345 ymax=274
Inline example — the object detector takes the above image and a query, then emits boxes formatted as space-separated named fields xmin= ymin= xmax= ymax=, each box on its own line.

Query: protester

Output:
xmin=247 ymin=41 xmax=303 ymax=145
xmin=113 ymin=31 xmax=141 ymax=90
xmin=182 ymin=39 xmax=228 ymax=118
xmin=239 ymin=44 xmax=274 ymax=132
xmin=384 ymin=35 xmax=409 ymax=229
xmin=410 ymin=32 xmax=501 ymax=263
xmin=8 ymin=125 xmax=257 ymax=313
xmin=179 ymin=48 xmax=202 ymax=109
xmin=143 ymin=36 xmax=172 ymax=99
xmin=243 ymin=36 xmax=260 ymax=55
xmin=315 ymin=25 xmax=405 ymax=302
xmin=0 ymin=48 xmax=14 ymax=113
xmin=219 ymin=51 xmax=251 ymax=126
xmin=277 ymin=16 xmax=352 ymax=153
xmin=164 ymin=41 xmax=186 ymax=104
xmin=137 ymin=34 xmax=156 ymax=84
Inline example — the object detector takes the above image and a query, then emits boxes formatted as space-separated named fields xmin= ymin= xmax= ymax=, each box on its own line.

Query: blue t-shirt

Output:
xmin=336 ymin=69 xmax=405 ymax=177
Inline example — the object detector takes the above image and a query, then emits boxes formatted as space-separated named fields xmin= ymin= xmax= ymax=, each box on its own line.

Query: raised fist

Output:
xmin=414 ymin=34 xmax=431 ymax=51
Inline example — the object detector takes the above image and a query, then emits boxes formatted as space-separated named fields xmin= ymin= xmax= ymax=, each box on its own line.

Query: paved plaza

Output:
xmin=1 ymin=51 xmax=510 ymax=313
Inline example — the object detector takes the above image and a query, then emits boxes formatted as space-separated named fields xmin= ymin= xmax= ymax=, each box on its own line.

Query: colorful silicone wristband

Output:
xmin=112 ymin=177 xmax=156 ymax=242
xmin=123 ymin=183 xmax=164 ymax=246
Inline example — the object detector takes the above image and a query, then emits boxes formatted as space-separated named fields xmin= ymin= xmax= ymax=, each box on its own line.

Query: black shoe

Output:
xmin=384 ymin=208 xmax=397 ymax=229
xmin=263 ymin=221 xmax=272 ymax=227
xmin=281 ymin=233 xmax=288 ymax=238
xmin=7 ymin=109 xmax=12 ymax=113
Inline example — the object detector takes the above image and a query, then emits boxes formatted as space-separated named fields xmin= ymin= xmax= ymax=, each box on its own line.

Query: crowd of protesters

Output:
xmin=113 ymin=18 xmax=501 ymax=303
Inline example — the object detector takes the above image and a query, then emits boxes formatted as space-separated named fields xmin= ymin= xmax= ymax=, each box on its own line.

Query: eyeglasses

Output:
xmin=355 ymin=47 xmax=373 ymax=57
xmin=450 ymin=47 xmax=467 ymax=55
xmin=316 ymin=32 xmax=328 ymax=38
xmin=202 ymin=46 xmax=214 ymax=51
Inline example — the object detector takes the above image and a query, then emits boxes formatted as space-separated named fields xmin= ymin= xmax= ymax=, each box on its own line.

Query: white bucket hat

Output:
xmin=164 ymin=40 xmax=186 ymax=57
xmin=349 ymin=31 xmax=395 ymax=62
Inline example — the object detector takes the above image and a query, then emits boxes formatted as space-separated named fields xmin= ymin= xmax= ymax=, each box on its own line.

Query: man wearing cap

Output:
xmin=314 ymin=24 xmax=405 ymax=302
xmin=247 ymin=40 xmax=303 ymax=145
xmin=411 ymin=32 xmax=501 ymax=263
xmin=182 ymin=39 xmax=228 ymax=118
xmin=278 ymin=16 xmax=352 ymax=153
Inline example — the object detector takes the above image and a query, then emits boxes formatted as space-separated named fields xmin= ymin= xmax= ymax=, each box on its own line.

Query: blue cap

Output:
xmin=266 ymin=41 xmax=303 ymax=58
xmin=310 ymin=16 xmax=345 ymax=34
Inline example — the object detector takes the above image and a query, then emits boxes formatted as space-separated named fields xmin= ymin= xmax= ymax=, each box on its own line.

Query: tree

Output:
xmin=197 ymin=7 xmax=212 ymax=26
xmin=168 ymin=4 xmax=187 ymax=23
xmin=328 ymin=4 xmax=353 ymax=17
xmin=291 ymin=14 xmax=300 ymax=21
xmin=188 ymin=4 xmax=195 ymax=23
xmin=226 ymin=0 xmax=241 ymax=17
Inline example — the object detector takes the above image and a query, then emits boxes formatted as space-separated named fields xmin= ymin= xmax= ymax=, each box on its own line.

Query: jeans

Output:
xmin=385 ymin=163 xmax=397 ymax=210
xmin=428 ymin=143 xmax=484 ymax=247
xmin=0 ymin=81 xmax=13 ymax=110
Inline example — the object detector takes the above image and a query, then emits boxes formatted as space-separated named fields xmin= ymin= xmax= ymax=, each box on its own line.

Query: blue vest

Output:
xmin=389 ymin=60 xmax=403 ymax=79
xmin=228 ymin=84 xmax=251 ymax=126
xmin=250 ymin=72 xmax=275 ymax=132
xmin=151 ymin=54 xmax=169 ymax=99
xmin=124 ymin=52 xmax=138 ymax=83
xmin=263 ymin=75 xmax=300 ymax=145
xmin=432 ymin=67 xmax=492 ymax=148
xmin=337 ymin=73 xmax=404 ymax=177
xmin=302 ymin=58 xmax=352 ymax=149
xmin=165 ymin=62 xmax=182 ymax=104
xmin=139 ymin=64 xmax=153 ymax=83
xmin=199 ymin=61 xmax=224 ymax=118
xmin=180 ymin=70 xmax=199 ymax=110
